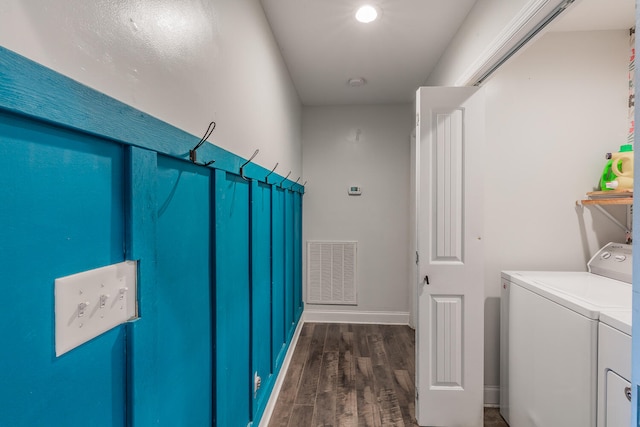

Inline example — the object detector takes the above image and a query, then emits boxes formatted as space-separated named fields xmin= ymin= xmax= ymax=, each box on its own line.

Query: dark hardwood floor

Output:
xmin=268 ymin=323 xmax=508 ymax=427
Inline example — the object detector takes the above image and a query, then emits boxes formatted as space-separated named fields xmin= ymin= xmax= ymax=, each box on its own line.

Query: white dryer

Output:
xmin=500 ymin=243 xmax=632 ymax=427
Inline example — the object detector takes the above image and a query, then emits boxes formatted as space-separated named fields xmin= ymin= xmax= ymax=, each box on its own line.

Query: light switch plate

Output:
xmin=55 ymin=261 xmax=137 ymax=356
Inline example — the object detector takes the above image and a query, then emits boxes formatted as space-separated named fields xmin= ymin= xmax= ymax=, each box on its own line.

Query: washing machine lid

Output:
xmin=600 ymin=310 xmax=632 ymax=336
xmin=502 ymin=271 xmax=632 ymax=320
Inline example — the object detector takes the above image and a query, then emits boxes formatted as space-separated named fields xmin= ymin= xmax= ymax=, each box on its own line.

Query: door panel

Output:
xmin=416 ymin=87 xmax=485 ymax=426
xmin=433 ymin=109 xmax=463 ymax=262
xmin=431 ymin=295 xmax=463 ymax=388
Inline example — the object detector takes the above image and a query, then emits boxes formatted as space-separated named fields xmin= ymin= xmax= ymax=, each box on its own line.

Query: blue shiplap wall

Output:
xmin=0 ymin=46 xmax=303 ymax=427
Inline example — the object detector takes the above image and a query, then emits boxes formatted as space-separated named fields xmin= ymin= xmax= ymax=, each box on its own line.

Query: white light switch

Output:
xmin=55 ymin=261 xmax=137 ymax=356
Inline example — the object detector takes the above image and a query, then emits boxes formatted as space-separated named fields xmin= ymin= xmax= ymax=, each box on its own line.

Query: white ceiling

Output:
xmin=260 ymin=0 xmax=635 ymax=106
xmin=260 ymin=0 xmax=476 ymax=106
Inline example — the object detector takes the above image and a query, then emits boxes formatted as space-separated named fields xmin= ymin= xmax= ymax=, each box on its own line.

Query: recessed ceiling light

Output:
xmin=355 ymin=5 xmax=378 ymax=23
xmin=347 ymin=77 xmax=367 ymax=87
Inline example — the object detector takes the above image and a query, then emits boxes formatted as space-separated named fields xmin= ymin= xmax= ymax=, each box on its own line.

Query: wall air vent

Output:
xmin=307 ymin=241 xmax=357 ymax=305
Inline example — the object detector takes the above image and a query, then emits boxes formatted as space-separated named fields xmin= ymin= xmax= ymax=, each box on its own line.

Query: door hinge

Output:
xmin=416 ymin=391 xmax=419 ymax=400
xmin=415 ymin=251 xmax=419 ymax=265
xmin=416 ymin=113 xmax=420 ymax=127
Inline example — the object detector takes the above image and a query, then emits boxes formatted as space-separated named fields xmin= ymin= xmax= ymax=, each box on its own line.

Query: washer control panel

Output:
xmin=588 ymin=242 xmax=632 ymax=283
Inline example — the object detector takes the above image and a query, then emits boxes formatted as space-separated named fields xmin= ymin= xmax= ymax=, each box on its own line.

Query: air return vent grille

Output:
xmin=307 ymin=241 xmax=357 ymax=305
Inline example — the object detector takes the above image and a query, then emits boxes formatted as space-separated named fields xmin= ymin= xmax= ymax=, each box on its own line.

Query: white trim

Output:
xmin=455 ymin=0 xmax=555 ymax=86
xmin=302 ymin=309 xmax=410 ymax=325
xmin=484 ymin=385 xmax=500 ymax=407
xmin=258 ymin=319 xmax=304 ymax=427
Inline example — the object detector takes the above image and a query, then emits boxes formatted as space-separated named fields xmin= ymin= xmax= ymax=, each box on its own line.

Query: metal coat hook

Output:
xmin=303 ymin=181 xmax=307 ymax=186
xmin=279 ymin=171 xmax=291 ymax=188
xmin=290 ymin=177 xmax=300 ymax=190
xmin=240 ymin=149 xmax=260 ymax=181
xmin=265 ymin=163 xmax=279 ymax=184
xmin=190 ymin=121 xmax=216 ymax=167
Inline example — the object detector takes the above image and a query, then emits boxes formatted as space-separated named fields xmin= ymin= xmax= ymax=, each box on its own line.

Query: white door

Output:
xmin=415 ymin=86 xmax=485 ymax=426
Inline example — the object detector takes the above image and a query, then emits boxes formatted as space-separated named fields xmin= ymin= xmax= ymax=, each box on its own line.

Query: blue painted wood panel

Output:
xmin=214 ymin=170 xmax=251 ymax=427
xmin=271 ymin=186 xmax=286 ymax=369
xmin=293 ymin=191 xmax=304 ymax=321
xmin=123 ymin=146 xmax=162 ymax=427
xmin=0 ymin=111 xmax=126 ymax=426
xmin=251 ymin=181 xmax=273 ymax=422
xmin=155 ymin=155 xmax=213 ymax=425
xmin=284 ymin=190 xmax=295 ymax=340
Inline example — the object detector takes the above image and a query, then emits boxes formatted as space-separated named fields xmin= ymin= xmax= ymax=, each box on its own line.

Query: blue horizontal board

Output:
xmin=0 ymin=46 xmax=304 ymax=192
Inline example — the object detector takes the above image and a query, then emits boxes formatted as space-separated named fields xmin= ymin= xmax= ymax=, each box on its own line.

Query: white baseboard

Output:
xmin=258 ymin=319 xmax=304 ymax=427
xmin=302 ymin=309 xmax=410 ymax=325
xmin=484 ymin=385 xmax=500 ymax=407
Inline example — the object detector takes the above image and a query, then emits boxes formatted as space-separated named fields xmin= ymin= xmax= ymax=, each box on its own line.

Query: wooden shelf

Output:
xmin=580 ymin=190 xmax=633 ymax=205
xmin=581 ymin=198 xmax=633 ymax=205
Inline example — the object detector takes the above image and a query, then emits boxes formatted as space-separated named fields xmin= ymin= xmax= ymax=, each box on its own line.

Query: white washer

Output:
xmin=598 ymin=310 xmax=632 ymax=427
xmin=500 ymin=243 xmax=632 ymax=427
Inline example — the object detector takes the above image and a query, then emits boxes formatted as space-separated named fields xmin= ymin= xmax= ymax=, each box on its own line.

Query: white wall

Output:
xmin=0 ymin=0 xmax=302 ymax=177
xmin=426 ymin=0 xmax=566 ymax=86
xmin=482 ymin=29 xmax=629 ymax=393
xmin=302 ymin=104 xmax=413 ymax=321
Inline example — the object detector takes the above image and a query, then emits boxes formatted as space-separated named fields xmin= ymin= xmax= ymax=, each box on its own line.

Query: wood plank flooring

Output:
xmin=268 ymin=323 xmax=508 ymax=427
